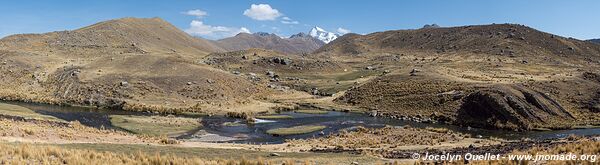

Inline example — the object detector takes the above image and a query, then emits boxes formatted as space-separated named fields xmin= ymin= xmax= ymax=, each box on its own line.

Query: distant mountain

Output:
xmin=309 ymin=26 xmax=339 ymax=43
xmin=588 ymin=39 xmax=600 ymax=44
xmin=215 ymin=32 xmax=325 ymax=54
xmin=422 ymin=24 xmax=441 ymax=29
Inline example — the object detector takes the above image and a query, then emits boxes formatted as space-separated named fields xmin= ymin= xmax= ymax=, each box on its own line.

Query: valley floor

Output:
xmin=0 ymin=102 xmax=598 ymax=164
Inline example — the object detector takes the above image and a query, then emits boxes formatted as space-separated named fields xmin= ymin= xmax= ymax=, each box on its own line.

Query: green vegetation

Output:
xmin=266 ymin=125 xmax=326 ymax=136
xmin=0 ymin=103 xmax=64 ymax=122
xmin=290 ymin=70 xmax=378 ymax=81
xmin=222 ymin=121 xmax=244 ymax=127
xmin=282 ymin=69 xmax=381 ymax=95
xmin=109 ymin=115 xmax=201 ymax=136
xmin=333 ymin=70 xmax=379 ymax=81
xmin=179 ymin=111 xmax=208 ymax=118
xmin=255 ymin=115 xmax=293 ymax=119
xmin=295 ymin=109 xmax=329 ymax=114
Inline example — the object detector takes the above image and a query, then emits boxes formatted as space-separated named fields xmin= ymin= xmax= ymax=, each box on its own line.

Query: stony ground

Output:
xmin=288 ymin=126 xmax=496 ymax=158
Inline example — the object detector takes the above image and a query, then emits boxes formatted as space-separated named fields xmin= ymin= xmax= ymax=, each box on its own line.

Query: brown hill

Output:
xmin=0 ymin=17 xmax=274 ymax=114
xmin=316 ymin=24 xmax=600 ymax=62
xmin=215 ymin=32 xmax=324 ymax=54
xmin=0 ymin=17 xmax=223 ymax=56
xmin=322 ymin=24 xmax=600 ymax=130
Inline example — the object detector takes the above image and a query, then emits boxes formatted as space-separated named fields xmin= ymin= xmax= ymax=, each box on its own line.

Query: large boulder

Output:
xmin=456 ymin=85 xmax=574 ymax=131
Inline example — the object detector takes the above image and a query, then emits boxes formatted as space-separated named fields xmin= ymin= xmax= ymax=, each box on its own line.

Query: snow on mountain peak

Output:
xmin=313 ymin=26 xmax=326 ymax=32
xmin=309 ymin=26 xmax=339 ymax=43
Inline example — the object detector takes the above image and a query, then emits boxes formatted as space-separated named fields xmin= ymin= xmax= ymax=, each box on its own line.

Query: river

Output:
xmin=3 ymin=101 xmax=600 ymax=144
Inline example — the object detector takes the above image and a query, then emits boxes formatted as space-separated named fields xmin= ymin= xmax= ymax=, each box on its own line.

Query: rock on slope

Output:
xmin=215 ymin=32 xmax=325 ymax=54
xmin=0 ymin=17 xmax=268 ymax=113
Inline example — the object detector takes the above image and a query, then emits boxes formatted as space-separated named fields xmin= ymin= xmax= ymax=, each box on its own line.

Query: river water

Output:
xmin=4 ymin=101 xmax=600 ymax=144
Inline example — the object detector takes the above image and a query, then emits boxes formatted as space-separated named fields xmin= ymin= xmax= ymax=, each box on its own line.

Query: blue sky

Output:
xmin=1 ymin=0 xmax=599 ymax=40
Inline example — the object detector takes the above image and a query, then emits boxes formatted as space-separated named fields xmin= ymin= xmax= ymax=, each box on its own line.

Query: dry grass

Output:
xmin=56 ymin=143 xmax=381 ymax=164
xmin=0 ymin=141 xmax=385 ymax=165
xmin=424 ymin=127 xmax=450 ymax=134
xmin=0 ymin=142 xmax=279 ymax=165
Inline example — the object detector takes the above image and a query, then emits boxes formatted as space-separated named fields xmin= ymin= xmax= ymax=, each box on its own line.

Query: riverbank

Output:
xmin=0 ymin=101 xmax=599 ymax=164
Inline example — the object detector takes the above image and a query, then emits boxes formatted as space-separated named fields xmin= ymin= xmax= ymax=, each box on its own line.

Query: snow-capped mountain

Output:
xmin=309 ymin=26 xmax=339 ymax=43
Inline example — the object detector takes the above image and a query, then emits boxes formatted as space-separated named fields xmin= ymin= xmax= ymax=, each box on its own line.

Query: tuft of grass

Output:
xmin=266 ymin=125 xmax=326 ymax=136
xmin=109 ymin=115 xmax=201 ymax=136
xmin=425 ymin=127 xmax=450 ymax=134
xmin=222 ymin=122 xmax=243 ymax=127
xmin=158 ymin=135 xmax=180 ymax=145
xmin=295 ymin=110 xmax=328 ymax=114
xmin=0 ymin=103 xmax=64 ymax=122
xmin=22 ymin=128 xmax=35 ymax=135
xmin=255 ymin=115 xmax=293 ymax=119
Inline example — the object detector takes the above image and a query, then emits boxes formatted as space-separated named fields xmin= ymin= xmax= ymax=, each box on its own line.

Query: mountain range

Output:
xmin=589 ymin=39 xmax=600 ymax=44
xmin=214 ymin=32 xmax=325 ymax=54
xmin=1 ymin=17 xmax=599 ymax=131
xmin=212 ymin=26 xmax=340 ymax=54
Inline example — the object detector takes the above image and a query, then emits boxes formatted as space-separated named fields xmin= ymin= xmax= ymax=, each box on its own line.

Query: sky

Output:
xmin=1 ymin=0 xmax=599 ymax=40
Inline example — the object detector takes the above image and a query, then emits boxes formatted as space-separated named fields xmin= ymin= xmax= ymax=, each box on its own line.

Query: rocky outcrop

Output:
xmin=457 ymin=85 xmax=574 ymax=131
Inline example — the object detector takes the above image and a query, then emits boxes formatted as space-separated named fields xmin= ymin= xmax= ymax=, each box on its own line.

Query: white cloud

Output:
xmin=243 ymin=4 xmax=282 ymax=21
xmin=281 ymin=20 xmax=299 ymax=24
xmin=239 ymin=27 xmax=251 ymax=33
xmin=183 ymin=9 xmax=208 ymax=19
xmin=280 ymin=16 xmax=299 ymax=24
xmin=185 ymin=20 xmax=250 ymax=39
xmin=337 ymin=27 xmax=351 ymax=34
